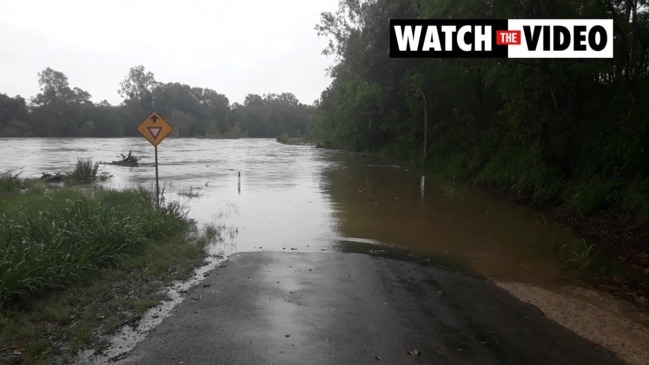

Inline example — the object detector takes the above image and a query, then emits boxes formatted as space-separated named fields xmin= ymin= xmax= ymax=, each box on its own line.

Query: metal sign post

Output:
xmin=137 ymin=112 xmax=173 ymax=208
xmin=155 ymin=145 xmax=160 ymax=207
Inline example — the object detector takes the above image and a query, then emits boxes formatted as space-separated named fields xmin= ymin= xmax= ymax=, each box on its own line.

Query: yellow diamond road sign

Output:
xmin=137 ymin=112 xmax=173 ymax=146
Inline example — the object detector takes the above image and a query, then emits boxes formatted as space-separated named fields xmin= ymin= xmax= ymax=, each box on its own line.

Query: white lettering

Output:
xmin=422 ymin=26 xmax=442 ymax=51
xmin=508 ymin=19 xmax=613 ymax=58
xmin=394 ymin=25 xmax=422 ymax=51
xmin=441 ymin=25 xmax=457 ymax=51
xmin=474 ymin=25 xmax=492 ymax=51
xmin=457 ymin=26 xmax=471 ymax=52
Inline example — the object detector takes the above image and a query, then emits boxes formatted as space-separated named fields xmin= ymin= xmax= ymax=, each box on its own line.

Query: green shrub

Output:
xmin=560 ymin=239 xmax=597 ymax=272
xmin=478 ymin=148 xmax=562 ymax=201
xmin=567 ymin=179 xmax=619 ymax=216
xmin=66 ymin=158 xmax=107 ymax=184
xmin=0 ymin=170 xmax=22 ymax=192
xmin=276 ymin=133 xmax=291 ymax=144
xmin=623 ymin=180 xmax=649 ymax=223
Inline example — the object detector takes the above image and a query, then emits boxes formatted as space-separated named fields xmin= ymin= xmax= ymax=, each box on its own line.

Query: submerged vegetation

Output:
xmin=314 ymin=1 xmax=649 ymax=239
xmin=276 ymin=133 xmax=311 ymax=145
xmin=0 ymin=171 xmax=216 ymax=364
xmin=110 ymin=150 xmax=141 ymax=167
xmin=36 ymin=158 xmax=111 ymax=185
xmin=177 ymin=186 xmax=202 ymax=199
xmin=66 ymin=158 xmax=111 ymax=184
xmin=560 ymin=240 xmax=598 ymax=273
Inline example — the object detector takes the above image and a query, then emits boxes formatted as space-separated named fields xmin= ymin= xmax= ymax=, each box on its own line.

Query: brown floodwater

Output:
xmin=8 ymin=137 xmax=649 ymax=365
xmin=0 ymin=137 xmax=576 ymax=284
xmin=322 ymin=152 xmax=575 ymax=283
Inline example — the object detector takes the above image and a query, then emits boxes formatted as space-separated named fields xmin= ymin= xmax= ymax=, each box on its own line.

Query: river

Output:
xmin=0 ymin=137 xmax=575 ymax=285
xmin=5 ymin=137 xmax=649 ymax=365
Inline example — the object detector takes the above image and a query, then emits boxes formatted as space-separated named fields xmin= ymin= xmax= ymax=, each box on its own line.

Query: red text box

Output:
xmin=496 ymin=30 xmax=521 ymax=45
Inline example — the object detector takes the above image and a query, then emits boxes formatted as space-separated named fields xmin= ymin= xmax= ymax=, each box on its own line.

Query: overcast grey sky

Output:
xmin=0 ymin=0 xmax=339 ymax=105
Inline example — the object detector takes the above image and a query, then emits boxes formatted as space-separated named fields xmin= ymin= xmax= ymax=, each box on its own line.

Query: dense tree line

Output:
xmin=314 ymin=0 xmax=649 ymax=221
xmin=0 ymin=65 xmax=314 ymax=139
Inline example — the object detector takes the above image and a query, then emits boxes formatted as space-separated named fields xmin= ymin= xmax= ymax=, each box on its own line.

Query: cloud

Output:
xmin=0 ymin=0 xmax=338 ymax=105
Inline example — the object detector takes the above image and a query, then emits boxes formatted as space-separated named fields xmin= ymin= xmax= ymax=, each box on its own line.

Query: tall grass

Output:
xmin=0 ymin=170 xmax=22 ymax=192
xmin=66 ymin=158 xmax=111 ymax=184
xmin=560 ymin=239 xmax=597 ymax=272
xmin=623 ymin=180 xmax=649 ymax=224
xmin=0 ymin=188 xmax=189 ymax=308
xmin=566 ymin=179 xmax=619 ymax=216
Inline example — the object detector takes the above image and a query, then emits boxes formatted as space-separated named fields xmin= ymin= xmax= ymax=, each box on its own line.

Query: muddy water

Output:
xmin=324 ymin=153 xmax=574 ymax=283
xmin=4 ymin=137 xmax=648 ymax=364
xmin=0 ymin=137 xmax=574 ymax=284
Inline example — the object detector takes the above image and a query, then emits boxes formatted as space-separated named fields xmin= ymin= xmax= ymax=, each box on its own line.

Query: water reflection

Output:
xmin=321 ymin=152 xmax=574 ymax=283
xmin=0 ymin=138 xmax=578 ymax=284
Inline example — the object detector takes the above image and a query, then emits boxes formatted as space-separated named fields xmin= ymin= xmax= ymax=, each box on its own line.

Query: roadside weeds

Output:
xmin=0 ymin=228 xmax=212 ymax=365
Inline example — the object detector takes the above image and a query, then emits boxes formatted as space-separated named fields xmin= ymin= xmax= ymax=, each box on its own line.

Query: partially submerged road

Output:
xmin=119 ymin=252 xmax=622 ymax=364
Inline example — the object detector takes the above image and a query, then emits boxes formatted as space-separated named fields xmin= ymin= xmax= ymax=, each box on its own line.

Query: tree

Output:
xmin=409 ymin=87 xmax=427 ymax=161
xmin=230 ymin=93 xmax=313 ymax=138
xmin=30 ymin=68 xmax=95 ymax=137
xmin=193 ymin=88 xmax=230 ymax=135
xmin=2 ymin=65 xmax=315 ymax=139
xmin=118 ymin=65 xmax=158 ymax=106
xmin=0 ymin=94 xmax=28 ymax=124
xmin=314 ymin=0 xmax=649 ymax=215
xmin=170 ymin=110 xmax=197 ymax=137
xmin=33 ymin=68 xmax=91 ymax=106
xmin=0 ymin=94 xmax=30 ymax=136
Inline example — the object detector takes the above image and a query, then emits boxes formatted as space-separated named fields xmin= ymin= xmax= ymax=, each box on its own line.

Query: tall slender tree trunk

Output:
xmin=412 ymin=89 xmax=428 ymax=161
xmin=368 ymin=114 xmax=372 ymax=152
xmin=423 ymin=101 xmax=428 ymax=161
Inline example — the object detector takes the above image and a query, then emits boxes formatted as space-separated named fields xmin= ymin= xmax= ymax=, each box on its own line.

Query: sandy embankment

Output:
xmin=496 ymin=282 xmax=649 ymax=365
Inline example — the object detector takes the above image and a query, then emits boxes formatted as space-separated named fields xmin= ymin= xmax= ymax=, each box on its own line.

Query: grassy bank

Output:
xmin=0 ymin=171 xmax=213 ymax=364
xmin=424 ymin=147 xmax=649 ymax=226
xmin=0 ymin=187 xmax=187 ymax=307
xmin=423 ymin=147 xmax=649 ymax=247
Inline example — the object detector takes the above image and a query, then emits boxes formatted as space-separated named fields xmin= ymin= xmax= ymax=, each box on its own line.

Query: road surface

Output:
xmin=119 ymin=252 xmax=622 ymax=364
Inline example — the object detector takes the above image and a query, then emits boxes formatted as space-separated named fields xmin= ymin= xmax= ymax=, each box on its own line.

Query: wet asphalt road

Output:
xmin=119 ymin=252 xmax=622 ymax=364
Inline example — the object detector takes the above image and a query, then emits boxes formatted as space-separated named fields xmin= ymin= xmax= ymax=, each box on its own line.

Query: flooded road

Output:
xmin=0 ymin=137 xmax=574 ymax=284
xmin=119 ymin=251 xmax=623 ymax=365
xmin=3 ymin=138 xmax=648 ymax=364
